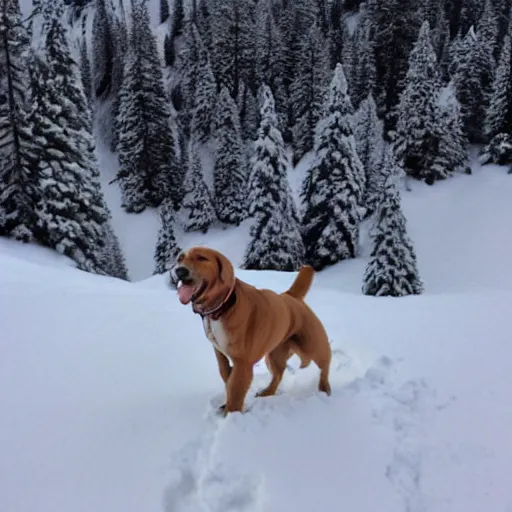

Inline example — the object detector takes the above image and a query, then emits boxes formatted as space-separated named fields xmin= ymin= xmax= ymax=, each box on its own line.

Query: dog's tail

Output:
xmin=285 ymin=265 xmax=315 ymax=301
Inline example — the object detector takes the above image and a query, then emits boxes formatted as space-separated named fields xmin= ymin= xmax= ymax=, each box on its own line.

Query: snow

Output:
xmin=2 ymin=156 xmax=512 ymax=512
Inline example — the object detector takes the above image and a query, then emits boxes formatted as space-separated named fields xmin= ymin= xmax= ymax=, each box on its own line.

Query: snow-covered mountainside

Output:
xmin=1 ymin=160 xmax=512 ymax=512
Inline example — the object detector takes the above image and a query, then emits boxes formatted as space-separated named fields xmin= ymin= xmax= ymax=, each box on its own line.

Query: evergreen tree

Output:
xmin=160 ymin=0 xmax=170 ymax=24
xmin=430 ymin=2 xmax=450 ymax=61
xmin=479 ymin=133 xmax=512 ymax=166
xmin=340 ymin=29 xmax=357 ymax=97
xmin=25 ymin=3 xmax=111 ymax=275
xmin=109 ymin=12 xmax=128 ymax=151
xmin=351 ymin=3 xmax=377 ymax=108
xmin=163 ymin=32 xmax=175 ymax=66
xmin=154 ymin=200 xmax=181 ymax=275
xmin=99 ymin=222 xmax=129 ymax=280
xmin=212 ymin=86 xmax=247 ymax=225
xmin=79 ymin=39 xmax=92 ymax=106
xmin=393 ymin=22 xmax=442 ymax=183
xmin=459 ymin=0 xmax=483 ymax=37
xmin=280 ymin=0 xmax=320 ymax=95
xmin=478 ymin=0 xmax=499 ymax=63
xmin=115 ymin=0 xmax=182 ymax=213
xmin=254 ymin=0 xmax=287 ymax=125
xmin=290 ymin=22 xmax=330 ymax=164
xmin=484 ymin=31 xmax=512 ymax=140
xmin=371 ymin=0 xmax=423 ymax=130
xmin=0 ymin=0 xmax=35 ymax=241
xmin=301 ymin=64 xmax=365 ymax=270
xmin=430 ymin=84 xmax=471 ymax=180
xmin=210 ymin=0 xmax=254 ymax=99
xmin=451 ymin=26 xmax=494 ymax=143
xmin=354 ymin=93 xmax=386 ymax=219
xmin=362 ymin=152 xmax=423 ymax=297
xmin=243 ymin=85 xmax=304 ymax=271
xmin=328 ymin=0 xmax=346 ymax=68
xmin=178 ymin=22 xmax=216 ymax=142
xmin=180 ymin=142 xmax=216 ymax=233
xmin=171 ymin=0 xmax=185 ymax=38
xmin=91 ymin=0 xmax=114 ymax=98
xmin=238 ymin=80 xmax=259 ymax=140
xmin=196 ymin=0 xmax=212 ymax=53
xmin=436 ymin=10 xmax=452 ymax=81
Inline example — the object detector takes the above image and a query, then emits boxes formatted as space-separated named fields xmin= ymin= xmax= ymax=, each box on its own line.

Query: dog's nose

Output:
xmin=174 ymin=266 xmax=189 ymax=280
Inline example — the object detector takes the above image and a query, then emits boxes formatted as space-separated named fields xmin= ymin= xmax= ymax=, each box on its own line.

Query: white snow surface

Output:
xmin=2 ymin=160 xmax=512 ymax=512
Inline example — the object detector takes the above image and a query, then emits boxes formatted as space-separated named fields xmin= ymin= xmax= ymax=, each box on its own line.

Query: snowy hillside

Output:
xmin=2 ymin=160 xmax=512 ymax=512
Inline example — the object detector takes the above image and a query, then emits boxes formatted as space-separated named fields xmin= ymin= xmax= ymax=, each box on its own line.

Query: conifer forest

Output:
xmin=1 ymin=0 xmax=511 ymax=297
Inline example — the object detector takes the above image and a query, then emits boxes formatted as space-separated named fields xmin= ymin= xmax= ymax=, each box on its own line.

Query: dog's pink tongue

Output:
xmin=177 ymin=283 xmax=195 ymax=305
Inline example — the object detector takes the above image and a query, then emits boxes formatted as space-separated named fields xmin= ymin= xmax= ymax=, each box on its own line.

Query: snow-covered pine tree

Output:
xmin=431 ymin=83 xmax=471 ymax=180
xmin=362 ymin=150 xmax=423 ymax=297
xmin=351 ymin=3 xmax=377 ymax=109
xmin=290 ymin=21 xmax=330 ymax=165
xmin=163 ymin=32 xmax=175 ymax=67
xmin=0 ymin=0 xmax=35 ymax=241
xmin=301 ymin=64 xmax=365 ymax=270
xmin=450 ymin=26 xmax=494 ymax=143
xmin=91 ymin=0 xmax=115 ymax=98
xmin=477 ymin=0 xmax=499 ymax=63
xmin=254 ymin=0 xmax=287 ymax=129
xmin=480 ymin=30 xmax=512 ymax=165
xmin=327 ymin=0 xmax=344 ymax=66
xmin=354 ymin=93 xmax=386 ymax=219
xmin=280 ymin=0 xmax=320 ymax=92
xmin=115 ymin=0 xmax=182 ymax=213
xmin=393 ymin=21 xmax=442 ymax=184
xmin=178 ymin=22 xmax=216 ymax=142
xmin=171 ymin=0 xmax=185 ymax=38
xmin=196 ymin=0 xmax=212 ymax=53
xmin=437 ymin=10 xmax=452 ymax=81
xmin=238 ymin=80 xmax=259 ymax=141
xmin=25 ymin=3 xmax=111 ymax=275
xmin=371 ymin=0 xmax=423 ymax=130
xmin=154 ymin=200 xmax=181 ymax=275
xmin=340 ymin=27 xmax=357 ymax=97
xmin=210 ymin=0 xmax=254 ymax=99
xmin=180 ymin=141 xmax=216 ymax=233
xmin=484 ymin=31 xmax=512 ymax=141
xmin=79 ymin=39 xmax=92 ymax=106
xmin=99 ymin=222 xmax=129 ymax=280
xmin=160 ymin=0 xmax=170 ymax=24
xmin=243 ymin=85 xmax=304 ymax=271
xmin=429 ymin=1 xmax=450 ymax=64
xmin=212 ymin=86 xmax=247 ymax=225
xmin=109 ymin=11 xmax=128 ymax=151
xmin=459 ymin=0 xmax=484 ymax=39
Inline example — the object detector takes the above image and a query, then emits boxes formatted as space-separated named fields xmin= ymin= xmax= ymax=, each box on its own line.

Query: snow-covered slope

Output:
xmin=2 ymin=160 xmax=512 ymax=512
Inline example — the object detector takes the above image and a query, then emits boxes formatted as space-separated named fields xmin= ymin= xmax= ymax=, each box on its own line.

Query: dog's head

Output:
xmin=171 ymin=247 xmax=235 ymax=309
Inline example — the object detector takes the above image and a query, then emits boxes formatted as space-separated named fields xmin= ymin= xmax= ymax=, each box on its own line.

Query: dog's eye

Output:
xmin=196 ymin=255 xmax=208 ymax=262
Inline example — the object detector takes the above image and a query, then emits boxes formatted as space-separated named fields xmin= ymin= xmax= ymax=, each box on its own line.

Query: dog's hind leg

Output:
xmin=316 ymin=357 xmax=332 ymax=395
xmin=289 ymin=337 xmax=311 ymax=368
xmin=292 ymin=327 xmax=332 ymax=396
xmin=256 ymin=340 xmax=292 ymax=398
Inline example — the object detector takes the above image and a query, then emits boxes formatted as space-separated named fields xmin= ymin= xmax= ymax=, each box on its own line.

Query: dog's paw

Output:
xmin=255 ymin=387 xmax=275 ymax=398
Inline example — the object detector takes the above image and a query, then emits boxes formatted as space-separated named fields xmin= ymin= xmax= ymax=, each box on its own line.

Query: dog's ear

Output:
xmin=215 ymin=255 xmax=234 ymax=285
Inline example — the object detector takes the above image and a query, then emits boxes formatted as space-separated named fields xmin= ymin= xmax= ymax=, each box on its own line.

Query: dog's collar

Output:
xmin=193 ymin=281 xmax=237 ymax=320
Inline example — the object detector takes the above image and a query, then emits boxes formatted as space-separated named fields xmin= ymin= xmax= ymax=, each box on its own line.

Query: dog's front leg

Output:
xmin=214 ymin=348 xmax=232 ymax=414
xmin=223 ymin=360 xmax=253 ymax=416
xmin=214 ymin=347 xmax=231 ymax=383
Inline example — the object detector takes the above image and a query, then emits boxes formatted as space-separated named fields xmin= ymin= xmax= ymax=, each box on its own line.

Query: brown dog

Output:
xmin=172 ymin=246 xmax=332 ymax=416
